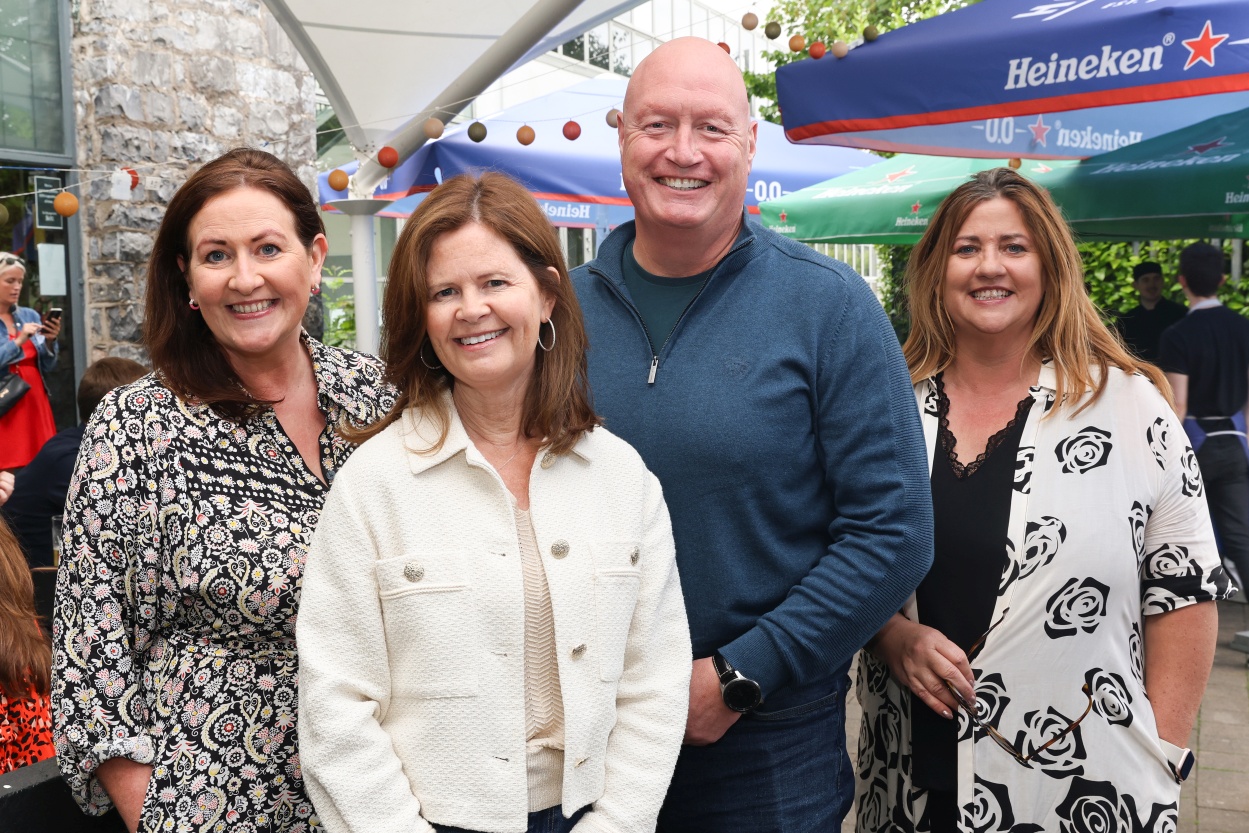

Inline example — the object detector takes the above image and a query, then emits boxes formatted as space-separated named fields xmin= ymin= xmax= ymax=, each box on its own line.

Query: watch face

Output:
xmin=1178 ymin=751 xmax=1196 ymax=781
xmin=724 ymin=678 xmax=762 ymax=712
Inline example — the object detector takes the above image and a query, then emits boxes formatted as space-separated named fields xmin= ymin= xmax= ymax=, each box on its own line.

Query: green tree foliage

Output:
xmin=878 ymin=244 xmax=912 ymax=343
xmin=1078 ymin=240 xmax=1249 ymax=316
xmin=743 ymin=0 xmax=976 ymax=123
xmin=320 ymin=266 xmax=357 ymax=349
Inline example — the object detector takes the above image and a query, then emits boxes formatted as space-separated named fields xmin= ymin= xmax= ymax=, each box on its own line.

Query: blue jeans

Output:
xmin=656 ymin=673 xmax=854 ymax=833
xmin=433 ymin=805 xmax=587 ymax=833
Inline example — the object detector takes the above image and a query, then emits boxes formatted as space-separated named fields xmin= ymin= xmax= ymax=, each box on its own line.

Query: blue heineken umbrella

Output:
xmin=319 ymin=77 xmax=873 ymax=225
xmin=776 ymin=0 xmax=1249 ymax=159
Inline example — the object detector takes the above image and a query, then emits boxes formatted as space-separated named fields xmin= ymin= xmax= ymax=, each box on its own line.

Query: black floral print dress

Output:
xmin=52 ymin=337 xmax=394 ymax=833
xmin=854 ymin=364 xmax=1234 ymax=833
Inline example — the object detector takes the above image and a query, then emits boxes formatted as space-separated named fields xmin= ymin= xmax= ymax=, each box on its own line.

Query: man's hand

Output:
xmin=683 ymin=656 xmax=742 ymax=746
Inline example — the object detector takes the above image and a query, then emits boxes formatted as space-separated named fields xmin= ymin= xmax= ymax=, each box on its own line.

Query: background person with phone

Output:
xmin=0 ymin=253 xmax=59 ymax=471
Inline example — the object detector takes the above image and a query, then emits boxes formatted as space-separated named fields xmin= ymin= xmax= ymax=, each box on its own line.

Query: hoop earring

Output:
xmin=537 ymin=319 xmax=555 ymax=352
xmin=420 ymin=341 xmax=443 ymax=370
xmin=310 ymin=284 xmax=321 ymax=296
xmin=188 ymin=299 xmax=199 ymax=310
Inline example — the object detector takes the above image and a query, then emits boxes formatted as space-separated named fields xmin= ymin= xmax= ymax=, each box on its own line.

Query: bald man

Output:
xmin=571 ymin=39 xmax=933 ymax=831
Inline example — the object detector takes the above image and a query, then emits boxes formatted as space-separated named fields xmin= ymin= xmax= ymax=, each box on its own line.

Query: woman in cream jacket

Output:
xmin=297 ymin=173 xmax=690 ymax=833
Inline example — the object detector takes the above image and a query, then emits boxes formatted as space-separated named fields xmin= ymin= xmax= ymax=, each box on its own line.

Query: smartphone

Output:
xmin=46 ymin=307 xmax=63 ymax=322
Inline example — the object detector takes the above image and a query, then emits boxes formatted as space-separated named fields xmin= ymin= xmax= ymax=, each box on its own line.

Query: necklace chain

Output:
xmin=466 ymin=428 xmax=525 ymax=473
xmin=458 ymin=403 xmax=528 ymax=474
xmin=494 ymin=445 xmax=523 ymax=472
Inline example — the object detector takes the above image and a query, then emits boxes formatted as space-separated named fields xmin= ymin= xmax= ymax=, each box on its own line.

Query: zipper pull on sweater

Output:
xmin=648 ymin=355 xmax=659 ymax=384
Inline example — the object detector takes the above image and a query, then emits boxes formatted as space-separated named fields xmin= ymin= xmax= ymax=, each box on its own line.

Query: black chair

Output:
xmin=0 ymin=758 xmax=125 ymax=832
xmin=30 ymin=566 xmax=56 ymax=643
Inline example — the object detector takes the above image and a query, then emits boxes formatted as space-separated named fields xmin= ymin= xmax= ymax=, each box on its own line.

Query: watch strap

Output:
xmin=712 ymin=652 xmax=733 ymax=682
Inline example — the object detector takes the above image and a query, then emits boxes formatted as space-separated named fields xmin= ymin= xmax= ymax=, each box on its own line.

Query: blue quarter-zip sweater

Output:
xmin=572 ymin=218 xmax=933 ymax=700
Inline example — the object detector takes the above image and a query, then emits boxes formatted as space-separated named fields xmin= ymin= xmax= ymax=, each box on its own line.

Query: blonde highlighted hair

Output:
xmin=903 ymin=167 xmax=1171 ymax=413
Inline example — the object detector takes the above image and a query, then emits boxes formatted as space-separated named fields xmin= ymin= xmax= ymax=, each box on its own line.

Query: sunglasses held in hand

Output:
xmin=946 ymin=681 xmax=1093 ymax=765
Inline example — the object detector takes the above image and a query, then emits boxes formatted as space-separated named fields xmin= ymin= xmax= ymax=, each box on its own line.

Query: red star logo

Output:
xmin=1182 ymin=20 xmax=1229 ymax=70
xmin=885 ymin=166 xmax=916 ymax=183
xmin=779 ymin=211 xmax=787 ymax=222
xmin=911 ymin=201 xmax=922 ymax=214
xmin=1028 ymin=115 xmax=1051 ymax=146
xmin=1189 ymin=136 xmax=1229 ymax=154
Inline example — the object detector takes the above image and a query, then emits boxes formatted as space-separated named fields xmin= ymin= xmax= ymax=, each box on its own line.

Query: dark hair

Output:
xmin=1179 ymin=242 xmax=1224 ymax=297
xmin=77 ymin=357 xmax=149 ymax=422
xmin=1132 ymin=261 xmax=1163 ymax=282
xmin=905 ymin=167 xmax=1171 ymax=414
xmin=0 ymin=516 xmax=49 ymax=698
xmin=143 ymin=148 xmax=324 ymax=421
xmin=354 ymin=172 xmax=599 ymax=454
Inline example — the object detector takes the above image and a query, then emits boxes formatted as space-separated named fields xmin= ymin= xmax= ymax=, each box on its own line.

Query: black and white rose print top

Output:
xmin=855 ymin=363 xmax=1233 ymax=833
xmin=51 ymin=335 xmax=395 ymax=831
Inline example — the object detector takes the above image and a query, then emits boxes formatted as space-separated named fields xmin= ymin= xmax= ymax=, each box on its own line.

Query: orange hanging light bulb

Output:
xmin=53 ymin=191 xmax=79 ymax=217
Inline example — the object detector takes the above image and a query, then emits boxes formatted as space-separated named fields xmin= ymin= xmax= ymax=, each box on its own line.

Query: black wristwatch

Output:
xmin=712 ymin=652 xmax=762 ymax=713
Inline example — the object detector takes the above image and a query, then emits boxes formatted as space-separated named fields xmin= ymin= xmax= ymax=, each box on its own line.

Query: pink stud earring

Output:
xmin=311 ymin=284 xmax=321 ymax=296
xmin=189 ymin=299 xmax=200 ymax=310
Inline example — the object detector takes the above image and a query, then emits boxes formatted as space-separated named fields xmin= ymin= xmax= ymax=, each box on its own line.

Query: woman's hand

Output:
xmin=0 ymin=471 xmax=13 ymax=506
xmin=870 ymin=613 xmax=975 ymax=719
xmin=14 ymin=321 xmax=38 ymax=344
xmin=40 ymin=315 xmax=61 ymax=341
xmin=95 ymin=757 xmax=154 ymax=833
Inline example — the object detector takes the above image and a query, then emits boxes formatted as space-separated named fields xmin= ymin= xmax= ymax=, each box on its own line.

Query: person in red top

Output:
xmin=0 ymin=514 xmax=53 ymax=773
xmin=0 ymin=253 xmax=60 ymax=470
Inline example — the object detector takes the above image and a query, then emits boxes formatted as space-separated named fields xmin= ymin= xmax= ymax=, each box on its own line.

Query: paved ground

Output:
xmin=841 ymin=599 xmax=1249 ymax=833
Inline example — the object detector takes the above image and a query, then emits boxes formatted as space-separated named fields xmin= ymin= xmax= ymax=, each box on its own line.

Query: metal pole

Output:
xmin=351 ymin=213 xmax=379 ymax=355
xmin=330 ymin=199 xmax=386 ymax=355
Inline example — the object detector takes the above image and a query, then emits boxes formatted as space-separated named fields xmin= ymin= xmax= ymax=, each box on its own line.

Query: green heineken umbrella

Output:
xmin=763 ymin=107 xmax=1249 ymax=244
xmin=1047 ymin=106 xmax=1249 ymax=240
xmin=759 ymin=154 xmax=1076 ymax=244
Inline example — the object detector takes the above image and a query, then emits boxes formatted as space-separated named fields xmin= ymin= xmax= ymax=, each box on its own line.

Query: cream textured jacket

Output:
xmin=297 ymin=402 xmax=691 ymax=833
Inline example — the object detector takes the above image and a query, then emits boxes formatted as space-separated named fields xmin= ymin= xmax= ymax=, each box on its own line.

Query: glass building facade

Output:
xmin=0 ymin=0 xmax=79 ymax=427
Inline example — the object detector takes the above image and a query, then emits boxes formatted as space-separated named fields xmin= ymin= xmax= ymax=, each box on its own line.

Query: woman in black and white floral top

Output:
xmin=51 ymin=149 xmax=394 ymax=833
xmin=855 ymin=168 xmax=1234 ymax=833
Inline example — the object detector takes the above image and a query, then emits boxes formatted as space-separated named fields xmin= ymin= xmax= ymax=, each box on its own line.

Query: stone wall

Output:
xmin=71 ymin=0 xmax=318 ymax=361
